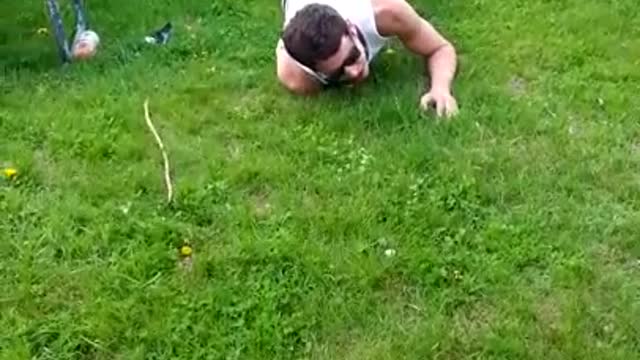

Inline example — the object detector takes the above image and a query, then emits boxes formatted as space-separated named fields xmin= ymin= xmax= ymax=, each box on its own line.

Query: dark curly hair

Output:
xmin=282 ymin=4 xmax=347 ymax=70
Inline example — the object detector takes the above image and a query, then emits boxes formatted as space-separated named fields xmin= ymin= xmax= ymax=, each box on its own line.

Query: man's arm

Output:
xmin=377 ymin=0 xmax=459 ymax=117
xmin=276 ymin=39 xmax=323 ymax=96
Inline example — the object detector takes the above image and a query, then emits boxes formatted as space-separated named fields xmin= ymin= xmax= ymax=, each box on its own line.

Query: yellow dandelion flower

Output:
xmin=180 ymin=245 xmax=193 ymax=257
xmin=3 ymin=168 xmax=17 ymax=179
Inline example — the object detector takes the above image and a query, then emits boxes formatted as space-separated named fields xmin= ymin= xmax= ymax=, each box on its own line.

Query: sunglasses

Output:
xmin=319 ymin=35 xmax=362 ymax=83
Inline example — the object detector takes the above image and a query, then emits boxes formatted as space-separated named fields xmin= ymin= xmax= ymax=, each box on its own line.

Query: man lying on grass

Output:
xmin=276 ymin=0 xmax=459 ymax=118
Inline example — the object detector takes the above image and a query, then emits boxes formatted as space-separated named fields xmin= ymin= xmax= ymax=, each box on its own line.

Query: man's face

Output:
xmin=315 ymin=24 xmax=369 ymax=84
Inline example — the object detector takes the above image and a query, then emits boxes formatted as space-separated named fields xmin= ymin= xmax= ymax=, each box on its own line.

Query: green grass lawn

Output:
xmin=1 ymin=0 xmax=640 ymax=358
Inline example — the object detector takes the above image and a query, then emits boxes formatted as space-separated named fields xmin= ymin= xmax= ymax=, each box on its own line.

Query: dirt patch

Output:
xmin=453 ymin=301 xmax=497 ymax=337
xmin=592 ymin=244 xmax=639 ymax=273
xmin=226 ymin=140 xmax=242 ymax=161
xmin=567 ymin=113 xmax=584 ymax=137
xmin=33 ymin=149 xmax=58 ymax=186
xmin=507 ymin=75 xmax=528 ymax=97
xmin=251 ymin=190 xmax=273 ymax=219
xmin=535 ymin=295 xmax=563 ymax=331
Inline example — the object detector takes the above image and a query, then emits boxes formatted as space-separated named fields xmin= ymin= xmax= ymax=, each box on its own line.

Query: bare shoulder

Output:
xmin=275 ymin=39 xmax=322 ymax=95
xmin=371 ymin=0 xmax=418 ymax=37
xmin=371 ymin=0 xmax=451 ymax=56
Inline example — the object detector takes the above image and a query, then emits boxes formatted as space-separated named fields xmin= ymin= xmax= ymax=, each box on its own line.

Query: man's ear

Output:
xmin=346 ymin=20 xmax=358 ymax=36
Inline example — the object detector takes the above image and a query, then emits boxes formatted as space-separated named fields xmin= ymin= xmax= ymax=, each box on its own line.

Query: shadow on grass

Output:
xmin=0 ymin=27 xmax=70 ymax=81
xmin=0 ymin=45 xmax=62 ymax=74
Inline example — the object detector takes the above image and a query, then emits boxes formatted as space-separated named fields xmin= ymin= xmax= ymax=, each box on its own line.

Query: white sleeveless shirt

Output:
xmin=281 ymin=0 xmax=389 ymax=84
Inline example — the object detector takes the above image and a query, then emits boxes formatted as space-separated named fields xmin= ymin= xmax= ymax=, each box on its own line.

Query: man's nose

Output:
xmin=345 ymin=64 xmax=361 ymax=78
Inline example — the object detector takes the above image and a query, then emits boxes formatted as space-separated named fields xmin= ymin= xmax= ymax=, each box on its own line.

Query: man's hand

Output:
xmin=420 ymin=88 xmax=458 ymax=118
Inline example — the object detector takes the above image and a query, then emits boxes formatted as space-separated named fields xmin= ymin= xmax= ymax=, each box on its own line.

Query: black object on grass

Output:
xmin=145 ymin=22 xmax=173 ymax=45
